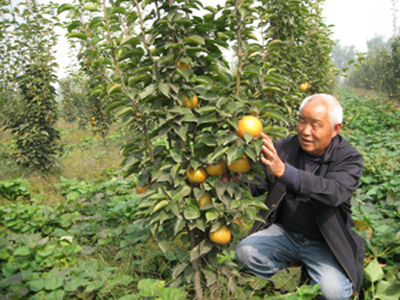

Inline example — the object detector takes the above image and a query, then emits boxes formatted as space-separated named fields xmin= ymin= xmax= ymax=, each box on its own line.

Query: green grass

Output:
xmin=0 ymin=120 xmax=124 ymax=206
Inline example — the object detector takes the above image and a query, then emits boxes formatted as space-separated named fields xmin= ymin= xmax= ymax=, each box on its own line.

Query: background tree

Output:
xmin=331 ymin=39 xmax=357 ymax=73
xmin=2 ymin=0 xmax=61 ymax=171
xmin=367 ymin=34 xmax=392 ymax=56
xmin=345 ymin=35 xmax=397 ymax=102
xmin=262 ymin=0 xmax=336 ymax=131
xmin=59 ymin=76 xmax=90 ymax=128
xmin=0 ymin=0 xmax=19 ymax=127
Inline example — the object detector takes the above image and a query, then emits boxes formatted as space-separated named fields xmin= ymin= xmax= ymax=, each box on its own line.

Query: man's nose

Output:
xmin=302 ymin=124 xmax=311 ymax=135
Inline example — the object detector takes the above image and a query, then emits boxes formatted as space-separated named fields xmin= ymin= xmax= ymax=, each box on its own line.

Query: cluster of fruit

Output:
xmin=186 ymin=115 xmax=263 ymax=245
xmin=136 ymin=60 xmax=264 ymax=246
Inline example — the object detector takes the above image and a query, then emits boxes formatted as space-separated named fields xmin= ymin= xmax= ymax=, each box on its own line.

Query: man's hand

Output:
xmin=260 ymin=132 xmax=285 ymax=178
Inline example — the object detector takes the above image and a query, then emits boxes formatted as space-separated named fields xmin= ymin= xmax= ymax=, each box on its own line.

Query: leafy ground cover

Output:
xmin=0 ymin=90 xmax=399 ymax=299
xmin=338 ymin=88 xmax=400 ymax=299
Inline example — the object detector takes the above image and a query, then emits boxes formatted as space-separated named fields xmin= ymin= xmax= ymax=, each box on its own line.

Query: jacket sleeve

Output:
xmin=298 ymin=151 xmax=363 ymax=207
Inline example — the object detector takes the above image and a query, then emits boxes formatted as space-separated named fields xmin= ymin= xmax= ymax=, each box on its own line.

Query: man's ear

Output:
xmin=332 ymin=123 xmax=342 ymax=137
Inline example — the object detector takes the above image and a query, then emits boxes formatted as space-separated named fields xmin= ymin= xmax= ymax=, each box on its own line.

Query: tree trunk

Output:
xmin=189 ymin=229 xmax=203 ymax=300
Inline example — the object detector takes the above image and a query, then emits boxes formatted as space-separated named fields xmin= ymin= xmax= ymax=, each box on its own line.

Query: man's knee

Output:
xmin=235 ymin=240 xmax=252 ymax=267
xmin=317 ymin=276 xmax=353 ymax=300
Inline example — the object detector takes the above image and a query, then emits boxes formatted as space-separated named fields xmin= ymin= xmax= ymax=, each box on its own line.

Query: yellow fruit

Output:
xmin=209 ymin=225 xmax=231 ymax=245
xmin=187 ymin=167 xmax=207 ymax=184
xmin=227 ymin=154 xmax=251 ymax=173
xmin=196 ymin=192 xmax=212 ymax=208
xmin=235 ymin=115 xmax=263 ymax=139
xmin=206 ymin=159 xmax=226 ymax=176
xmin=136 ymin=183 xmax=151 ymax=194
xmin=177 ymin=60 xmax=191 ymax=69
xmin=299 ymin=82 xmax=309 ymax=91
xmin=182 ymin=92 xmax=198 ymax=110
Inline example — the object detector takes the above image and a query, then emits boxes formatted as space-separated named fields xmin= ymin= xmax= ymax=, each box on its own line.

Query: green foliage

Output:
xmin=128 ymin=278 xmax=188 ymax=300
xmin=0 ymin=179 xmax=30 ymax=202
xmin=339 ymin=89 xmax=400 ymax=300
xmin=0 ymin=176 xmax=160 ymax=299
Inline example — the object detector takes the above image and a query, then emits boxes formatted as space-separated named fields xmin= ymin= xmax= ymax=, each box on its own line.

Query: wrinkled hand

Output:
xmin=260 ymin=132 xmax=285 ymax=178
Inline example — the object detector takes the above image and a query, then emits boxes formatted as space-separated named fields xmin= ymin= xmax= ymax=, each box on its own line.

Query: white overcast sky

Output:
xmin=18 ymin=0 xmax=396 ymax=79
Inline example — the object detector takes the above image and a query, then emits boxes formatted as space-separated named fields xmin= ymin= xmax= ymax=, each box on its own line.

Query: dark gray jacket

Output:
xmin=249 ymin=134 xmax=365 ymax=295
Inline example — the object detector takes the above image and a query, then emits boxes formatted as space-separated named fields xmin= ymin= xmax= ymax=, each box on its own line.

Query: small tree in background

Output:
xmin=1 ymin=0 xmax=61 ymax=171
xmin=345 ymin=35 xmax=399 ymax=103
xmin=59 ymin=76 xmax=91 ymax=128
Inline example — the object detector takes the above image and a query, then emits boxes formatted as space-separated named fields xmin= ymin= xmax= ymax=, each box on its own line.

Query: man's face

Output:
xmin=297 ymin=98 xmax=341 ymax=156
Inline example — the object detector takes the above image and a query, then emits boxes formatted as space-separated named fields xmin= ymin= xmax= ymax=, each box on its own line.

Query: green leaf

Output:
xmin=14 ymin=246 xmax=31 ymax=256
xmin=107 ymin=83 xmax=122 ymax=94
xmin=172 ymin=262 xmax=188 ymax=278
xmin=45 ymin=277 xmax=63 ymax=291
xmin=271 ymin=267 xmax=301 ymax=292
xmin=57 ymin=4 xmax=75 ymax=15
xmin=176 ymin=18 xmax=192 ymax=27
xmin=46 ymin=290 xmax=65 ymax=300
xmin=28 ymin=279 xmax=46 ymax=292
xmin=119 ymin=49 xmax=145 ymax=61
xmin=267 ymin=39 xmax=283 ymax=50
xmin=159 ymin=82 xmax=169 ymax=97
xmin=86 ymin=281 xmax=104 ymax=292
xmin=120 ymin=36 xmax=141 ymax=46
xmin=68 ymin=32 xmax=87 ymax=40
xmin=204 ymin=6 xmax=217 ymax=14
xmin=173 ymin=217 xmax=185 ymax=235
xmin=82 ymin=3 xmax=101 ymax=12
xmin=183 ymin=205 xmax=200 ymax=220
xmin=116 ymin=107 xmax=135 ymax=118
xmin=105 ymin=101 xmax=125 ymax=114
xmin=152 ymin=200 xmax=169 ymax=214
xmin=376 ymin=280 xmax=400 ymax=300
xmin=128 ymin=74 xmax=151 ymax=86
xmin=173 ymin=124 xmax=188 ymax=140
xmin=111 ymin=7 xmax=126 ymax=14
xmin=207 ymin=146 xmax=229 ymax=164
xmin=67 ymin=20 xmax=81 ymax=33
xmin=140 ymin=84 xmax=157 ymax=99
xmin=263 ymin=110 xmax=287 ymax=123
xmin=205 ymin=208 xmax=219 ymax=222
xmin=364 ymin=258 xmax=384 ymax=282
xmin=65 ymin=278 xmax=89 ymax=292
xmin=185 ymin=35 xmax=205 ymax=45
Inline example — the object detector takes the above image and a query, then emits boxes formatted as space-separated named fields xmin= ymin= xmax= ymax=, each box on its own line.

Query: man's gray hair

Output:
xmin=299 ymin=94 xmax=343 ymax=127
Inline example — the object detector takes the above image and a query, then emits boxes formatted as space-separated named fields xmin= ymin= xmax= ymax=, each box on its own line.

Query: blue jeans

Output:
xmin=236 ymin=224 xmax=353 ymax=300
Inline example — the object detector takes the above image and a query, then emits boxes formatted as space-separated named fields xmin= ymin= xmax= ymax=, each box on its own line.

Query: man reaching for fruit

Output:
xmin=236 ymin=94 xmax=365 ymax=300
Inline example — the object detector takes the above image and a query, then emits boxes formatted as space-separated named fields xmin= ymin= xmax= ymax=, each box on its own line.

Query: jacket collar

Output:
xmin=286 ymin=135 xmax=341 ymax=164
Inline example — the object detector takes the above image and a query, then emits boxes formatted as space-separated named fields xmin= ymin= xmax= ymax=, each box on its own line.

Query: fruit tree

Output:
xmin=1 ymin=0 xmax=61 ymax=171
xmin=60 ymin=0 xmax=335 ymax=298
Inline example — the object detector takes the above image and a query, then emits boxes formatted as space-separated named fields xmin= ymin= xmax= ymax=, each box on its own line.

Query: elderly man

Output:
xmin=236 ymin=94 xmax=365 ymax=300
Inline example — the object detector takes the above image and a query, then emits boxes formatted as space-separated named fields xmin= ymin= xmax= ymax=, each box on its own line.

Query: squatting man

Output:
xmin=235 ymin=94 xmax=365 ymax=300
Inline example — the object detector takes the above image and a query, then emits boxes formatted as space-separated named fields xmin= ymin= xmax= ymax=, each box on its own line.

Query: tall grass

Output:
xmin=0 ymin=120 xmax=124 ymax=206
